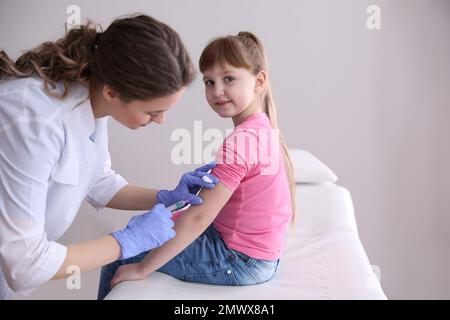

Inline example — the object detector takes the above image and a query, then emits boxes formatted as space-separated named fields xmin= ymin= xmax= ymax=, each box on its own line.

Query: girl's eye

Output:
xmin=204 ymin=80 xmax=214 ymax=87
xmin=147 ymin=112 xmax=159 ymax=117
xmin=224 ymin=76 xmax=235 ymax=83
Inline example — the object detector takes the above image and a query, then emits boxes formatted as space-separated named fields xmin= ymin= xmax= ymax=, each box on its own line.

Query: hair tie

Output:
xmin=93 ymin=32 xmax=102 ymax=50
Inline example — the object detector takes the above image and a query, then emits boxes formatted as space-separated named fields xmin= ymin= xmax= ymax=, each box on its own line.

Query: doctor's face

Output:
xmin=108 ymin=88 xmax=186 ymax=129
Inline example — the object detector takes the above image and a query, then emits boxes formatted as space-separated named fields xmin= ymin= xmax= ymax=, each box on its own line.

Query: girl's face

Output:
xmin=202 ymin=63 xmax=265 ymax=125
xmin=103 ymin=87 xmax=186 ymax=129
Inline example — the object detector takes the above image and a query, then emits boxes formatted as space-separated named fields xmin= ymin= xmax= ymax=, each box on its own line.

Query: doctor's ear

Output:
xmin=254 ymin=70 xmax=267 ymax=94
xmin=102 ymin=85 xmax=121 ymax=103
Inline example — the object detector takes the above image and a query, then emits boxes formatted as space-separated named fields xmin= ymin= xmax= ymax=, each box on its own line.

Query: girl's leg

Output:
xmin=157 ymin=224 xmax=280 ymax=286
xmin=97 ymin=224 xmax=229 ymax=299
xmin=97 ymin=224 xmax=281 ymax=299
xmin=97 ymin=251 xmax=148 ymax=300
xmin=156 ymin=224 xmax=238 ymax=285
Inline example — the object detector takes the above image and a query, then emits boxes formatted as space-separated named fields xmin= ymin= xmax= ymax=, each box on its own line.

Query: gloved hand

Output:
xmin=111 ymin=204 xmax=176 ymax=260
xmin=157 ymin=162 xmax=219 ymax=207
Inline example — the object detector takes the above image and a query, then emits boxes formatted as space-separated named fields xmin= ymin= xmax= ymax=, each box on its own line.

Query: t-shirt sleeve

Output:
xmin=211 ymin=128 xmax=259 ymax=193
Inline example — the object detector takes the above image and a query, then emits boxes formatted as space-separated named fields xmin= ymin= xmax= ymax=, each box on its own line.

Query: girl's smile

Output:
xmin=214 ymin=100 xmax=232 ymax=107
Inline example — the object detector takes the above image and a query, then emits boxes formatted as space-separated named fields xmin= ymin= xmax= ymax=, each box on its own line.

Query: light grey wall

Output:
xmin=1 ymin=0 xmax=449 ymax=299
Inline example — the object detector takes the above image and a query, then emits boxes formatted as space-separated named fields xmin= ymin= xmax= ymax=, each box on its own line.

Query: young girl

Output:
xmin=98 ymin=31 xmax=296 ymax=299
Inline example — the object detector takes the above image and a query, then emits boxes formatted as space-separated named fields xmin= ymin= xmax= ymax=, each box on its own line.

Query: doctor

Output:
xmin=0 ymin=14 xmax=218 ymax=299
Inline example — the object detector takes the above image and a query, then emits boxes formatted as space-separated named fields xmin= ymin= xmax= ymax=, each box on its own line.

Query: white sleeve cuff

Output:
xmin=85 ymin=174 xmax=128 ymax=213
xmin=4 ymin=241 xmax=67 ymax=296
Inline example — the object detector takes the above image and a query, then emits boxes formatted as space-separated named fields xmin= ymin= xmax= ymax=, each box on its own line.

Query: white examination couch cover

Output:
xmin=106 ymin=181 xmax=386 ymax=300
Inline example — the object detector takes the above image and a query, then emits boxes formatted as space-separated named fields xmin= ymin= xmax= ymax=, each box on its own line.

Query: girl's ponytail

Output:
xmin=263 ymin=79 xmax=297 ymax=226
xmin=237 ymin=31 xmax=297 ymax=224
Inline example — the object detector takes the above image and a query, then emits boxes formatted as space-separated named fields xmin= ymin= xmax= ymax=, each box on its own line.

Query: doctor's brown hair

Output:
xmin=0 ymin=14 xmax=195 ymax=100
xmin=199 ymin=32 xmax=296 ymax=223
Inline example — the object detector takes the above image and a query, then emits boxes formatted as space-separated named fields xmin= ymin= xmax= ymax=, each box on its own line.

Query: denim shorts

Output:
xmin=98 ymin=224 xmax=280 ymax=299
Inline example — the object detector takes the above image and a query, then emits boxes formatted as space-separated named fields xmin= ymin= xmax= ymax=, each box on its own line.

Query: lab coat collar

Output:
xmin=64 ymin=83 xmax=97 ymax=141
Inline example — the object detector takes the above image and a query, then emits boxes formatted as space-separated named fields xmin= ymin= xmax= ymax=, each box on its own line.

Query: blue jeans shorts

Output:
xmin=98 ymin=224 xmax=280 ymax=299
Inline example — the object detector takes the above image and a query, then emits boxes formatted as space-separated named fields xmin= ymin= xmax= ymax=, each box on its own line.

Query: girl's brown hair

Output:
xmin=199 ymin=32 xmax=297 ymax=223
xmin=0 ymin=14 xmax=196 ymax=101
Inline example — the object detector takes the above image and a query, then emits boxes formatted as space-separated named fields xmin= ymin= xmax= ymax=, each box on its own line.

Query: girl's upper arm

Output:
xmin=182 ymin=181 xmax=233 ymax=223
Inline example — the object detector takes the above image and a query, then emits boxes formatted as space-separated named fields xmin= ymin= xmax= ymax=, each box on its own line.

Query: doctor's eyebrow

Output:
xmin=146 ymin=109 xmax=167 ymax=113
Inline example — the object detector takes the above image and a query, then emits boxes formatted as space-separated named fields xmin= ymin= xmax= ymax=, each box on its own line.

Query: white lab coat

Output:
xmin=0 ymin=76 xmax=128 ymax=299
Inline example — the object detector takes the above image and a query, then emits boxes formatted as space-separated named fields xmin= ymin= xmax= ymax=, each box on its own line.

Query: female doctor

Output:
xmin=0 ymin=14 xmax=218 ymax=299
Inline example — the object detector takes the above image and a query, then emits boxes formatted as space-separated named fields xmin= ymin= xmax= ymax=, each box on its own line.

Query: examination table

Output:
xmin=105 ymin=149 xmax=386 ymax=300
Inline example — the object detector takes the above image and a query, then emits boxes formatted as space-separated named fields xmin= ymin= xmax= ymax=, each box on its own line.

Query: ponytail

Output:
xmin=237 ymin=32 xmax=297 ymax=224
xmin=1 ymin=14 xmax=196 ymax=101
xmin=264 ymin=80 xmax=297 ymax=226
xmin=0 ymin=23 xmax=99 ymax=98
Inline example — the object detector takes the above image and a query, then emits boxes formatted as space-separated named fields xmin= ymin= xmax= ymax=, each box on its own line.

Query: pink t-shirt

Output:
xmin=211 ymin=112 xmax=292 ymax=260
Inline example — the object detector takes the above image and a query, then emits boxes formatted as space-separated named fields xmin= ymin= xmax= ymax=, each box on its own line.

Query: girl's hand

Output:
xmin=110 ymin=262 xmax=148 ymax=290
